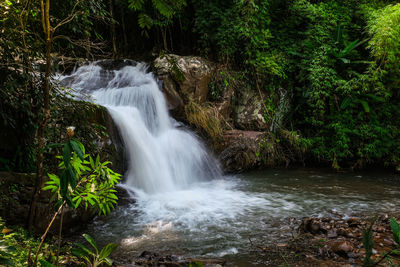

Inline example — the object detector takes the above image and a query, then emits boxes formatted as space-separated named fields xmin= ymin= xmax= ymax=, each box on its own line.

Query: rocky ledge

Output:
xmin=153 ymin=54 xmax=296 ymax=173
xmin=257 ymin=215 xmax=400 ymax=266
xmin=116 ymin=251 xmax=225 ymax=267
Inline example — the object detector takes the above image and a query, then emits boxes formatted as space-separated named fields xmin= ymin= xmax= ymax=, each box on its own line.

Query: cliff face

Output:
xmin=153 ymin=54 xmax=301 ymax=173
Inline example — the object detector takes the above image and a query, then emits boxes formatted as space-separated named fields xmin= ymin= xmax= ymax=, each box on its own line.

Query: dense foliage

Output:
xmin=1 ymin=0 xmax=400 ymax=172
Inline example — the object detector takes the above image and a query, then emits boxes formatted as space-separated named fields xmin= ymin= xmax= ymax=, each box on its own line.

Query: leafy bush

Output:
xmin=72 ymin=234 xmax=118 ymax=267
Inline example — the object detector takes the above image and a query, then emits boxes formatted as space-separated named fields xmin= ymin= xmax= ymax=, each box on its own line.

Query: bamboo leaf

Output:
xmin=70 ymin=139 xmax=84 ymax=161
xmin=99 ymin=243 xmax=118 ymax=260
xmin=83 ymin=234 xmax=98 ymax=253
xmin=390 ymin=217 xmax=400 ymax=245
xmin=63 ymin=143 xmax=72 ymax=167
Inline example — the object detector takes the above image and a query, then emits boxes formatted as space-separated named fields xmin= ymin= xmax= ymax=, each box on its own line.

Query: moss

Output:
xmin=184 ymin=99 xmax=223 ymax=149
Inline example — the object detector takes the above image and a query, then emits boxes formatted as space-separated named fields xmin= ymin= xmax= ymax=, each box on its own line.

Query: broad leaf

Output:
xmin=83 ymin=234 xmax=98 ymax=253
xmin=70 ymin=139 xmax=84 ymax=161
xmin=390 ymin=217 xmax=400 ymax=245
xmin=103 ymin=257 xmax=113 ymax=266
xmin=67 ymin=165 xmax=77 ymax=189
xmin=99 ymin=243 xmax=119 ymax=260
xmin=75 ymin=243 xmax=94 ymax=256
xmin=63 ymin=143 xmax=72 ymax=167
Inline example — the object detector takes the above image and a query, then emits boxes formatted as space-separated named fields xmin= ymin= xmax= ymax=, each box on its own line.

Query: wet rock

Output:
xmin=347 ymin=252 xmax=359 ymax=259
xmin=336 ymin=228 xmax=348 ymax=237
xmin=300 ymin=218 xmax=327 ymax=235
xmin=328 ymin=241 xmax=353 ymax=257
xmin=327 ymin=229 xmax=338 ymax=238
xmin=233 ymin=86 xmax=268 ymax=131
xmin=347 ymin=218 xmax=360 ymax=227
xmin=153 ymin=54 xmax=214 ymax=120
xmin=218 ymin=130 xmax=266 ymax=172
xmin=130 ymin=251 xmax=226 ymax=267
xmin=0 ymin=172 xmax=94 ymax=234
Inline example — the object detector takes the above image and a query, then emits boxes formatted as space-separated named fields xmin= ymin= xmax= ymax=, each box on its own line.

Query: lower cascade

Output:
xmin=60 ymin=61 xmax=220 ymax=194
xmin=58 ymin=61 xmax=400 ymax=260
xmin=58 ymin=60 xmax=272 ymax=257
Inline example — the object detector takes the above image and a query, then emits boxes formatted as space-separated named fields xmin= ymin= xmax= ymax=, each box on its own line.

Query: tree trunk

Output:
xmin=162 ymin=27 xmax=168 ymax=51
xmin=109 ymin=0 xmax=117 ymax=59
xmin=28 ymin=0 xmax=52 ymax=233
xmin=168 ymin=25 xmax=173 ymax=52
xmin=121 ymin=9 xmax=128 ymax=54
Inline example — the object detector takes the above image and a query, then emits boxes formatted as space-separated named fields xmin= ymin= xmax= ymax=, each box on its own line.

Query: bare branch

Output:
xmin=52 ymin=0 xmax=83 ymax=33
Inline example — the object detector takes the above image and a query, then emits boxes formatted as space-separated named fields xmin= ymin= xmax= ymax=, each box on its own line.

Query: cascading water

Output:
xmin=58 ymin=60 xmax=273 ymax=257
xmin=57 ymin=61 xmax=400 ymax=264
xmin=60 ymin=61 xmax=220 ymax=194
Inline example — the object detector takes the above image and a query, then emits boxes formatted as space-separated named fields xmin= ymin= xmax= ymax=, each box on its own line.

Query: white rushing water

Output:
xmin=60 ymin=61 xmax=221 ymax=193
xmin=59 ymin=61 xmax=400 ymax=261
xmin=59 ymin=60 xmax=269 ymax=236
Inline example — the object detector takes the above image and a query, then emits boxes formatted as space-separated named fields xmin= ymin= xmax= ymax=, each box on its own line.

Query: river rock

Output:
xmin=328 ymin=241 xmax=354 ymax=256
xmin=51 ymin=100 xmax=125 ymax=174
xmin=218 ymin=130 xmax=267 ymax=172
xmin=153 ymin=54 xmax=214 ymax=120
xmin=130 ymin=251 xmax=226 ymax=267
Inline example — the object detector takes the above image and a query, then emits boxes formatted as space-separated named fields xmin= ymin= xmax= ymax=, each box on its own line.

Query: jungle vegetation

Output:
xmin=0 ymin=0 xmax=400 ymax=265
xmin=1 ymin=0 xmax=399 ymax=173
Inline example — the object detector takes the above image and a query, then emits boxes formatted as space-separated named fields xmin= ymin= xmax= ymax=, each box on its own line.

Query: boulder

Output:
xmin=0 ymin=172 xmax=93 ymax=235
xmin=49 ymin=100 xmax=125 ymax=174
xmin=153 ymin=54 xmax=214 ymax=120
xmin=219 ymin=130 xmax=267 ymax=173
xmin=328 ymin=241 xmax=354 ymax=257
xmin=233 ymin=86 xmax=268 ymax=131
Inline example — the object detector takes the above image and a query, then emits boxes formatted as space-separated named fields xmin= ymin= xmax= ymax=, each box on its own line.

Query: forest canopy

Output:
xmin=1 ymin=0 xmax=400 ymax=170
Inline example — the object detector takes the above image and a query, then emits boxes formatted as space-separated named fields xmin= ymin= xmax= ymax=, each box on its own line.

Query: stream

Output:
xmin=87 ymin=168 xmax=400 ymax=265
xmin=59 ymin=61 xmax=400 ymax=265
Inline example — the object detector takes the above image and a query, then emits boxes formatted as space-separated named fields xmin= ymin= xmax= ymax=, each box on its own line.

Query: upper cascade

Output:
xmin=59 ymin=60 xmax=221 ymax=194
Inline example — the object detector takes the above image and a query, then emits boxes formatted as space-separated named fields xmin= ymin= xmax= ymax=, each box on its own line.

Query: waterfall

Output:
xmin=59 ymin=60 xmax=221 ymax=194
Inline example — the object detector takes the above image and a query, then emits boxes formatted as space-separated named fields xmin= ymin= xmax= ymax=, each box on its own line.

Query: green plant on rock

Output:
xmin=362 ymin=217 xmax=400 ymax=267
xmin=72 ymin=233 xmax=118 ymax=267
xmin=184 ymin=99 xmax=222 ymax=147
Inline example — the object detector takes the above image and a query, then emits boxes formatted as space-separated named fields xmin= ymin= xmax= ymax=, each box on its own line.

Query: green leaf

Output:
xmin=71 ymin=248 xmax=88 ymax=258
xmin=39 ymin=260 xmax=56 ymax=267
xmin=392 ymin=249 xmax=400 ymax=255
xmin=42 ymin=185 xmax=56 ymax=191
xmin=67 ymin=165 xmax=77 ymax=189
xmin=70 ymin=139 xmax=84 ymax=161
xmin=360 ymin=100 xmax=370 ymax=113
xmin=95 ymin=154 xmax=100 ymax=168
xmin=340 ymin=97 xmax=352 ymax=110
xmin=83 ymin=234 xmax=98 ymax=253
xmin=63 ymin=142 xmax=72 ymax=167
xmin=189 ymin=262 xmax=204 ymax=267
xmin=340 ymin=58 xmax=350 ymax=64
xmin=362 ymin=217 xmax=377 ymax=266
xmin=99 ymin=243 xmax=119 ymax=260
xmin=89 ymin=156 xmax=95 ymax=169
xmin=103 ymin=257 xmax=113 ymax=266
xmin=74 ymin=197 xmax=82 ymax=208
xmin=0 ymin=241 xmax=16 ymax=253
xmin=75 ymin=243 xmax=94 ymax=256
xmin=60 ymin=170 xmax=68 ymax=197
xmin=390 ymin=217 xmax=400 ymax=245
xmin=64 ymin=194 xmax=74 ymax=208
